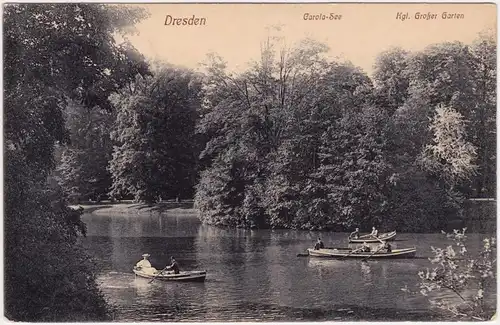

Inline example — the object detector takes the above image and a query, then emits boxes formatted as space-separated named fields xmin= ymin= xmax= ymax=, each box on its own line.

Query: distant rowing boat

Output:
xmin=349 ymin=231 xmax=397 ymax=243
xmin=307 ymin=247 xmax=416 ymax=259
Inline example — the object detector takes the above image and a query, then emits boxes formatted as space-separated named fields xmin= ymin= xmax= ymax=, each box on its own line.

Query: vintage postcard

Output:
xmin=3 ymin=2 xmax=496 ymax=322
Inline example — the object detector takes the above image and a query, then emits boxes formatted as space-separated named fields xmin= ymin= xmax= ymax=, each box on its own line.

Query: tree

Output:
xmin=56 ymin=100 xmax=115 ymax=202
xmin=405 ymin=42 xmax=476 ymax=115
xmin=399 ymin=38 xmax=496 ymax=200
xmin=4 ymin=3 xmax=149 ymax=320
xmin=419 ymin=105 xmax=477 ymax=187
xmin=195 ymin=149 xmax=248 ymax=227
xmin=372 ymin=47 xmax=411 ymax=114
xmin=109 ymin=66 xmax=202 ymax=203
xmin=196 ymin=37 xmax=334 ymax=229
xmin=316 ymin=106 xmax=392 ymax=229
xmin=469 ymin=31 xmax=496 ymax=197
xmin=381 ymin=36 xmax=494 ymax=232
xmin=196 ymin=32 xmax=494 ymax=232
xmin=196 ymin=34 xmax=378 ymax=229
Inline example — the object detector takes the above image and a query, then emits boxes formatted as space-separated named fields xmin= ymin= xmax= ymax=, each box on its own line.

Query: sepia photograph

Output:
xmin=3 ymin=2 xmax=497 ymax=322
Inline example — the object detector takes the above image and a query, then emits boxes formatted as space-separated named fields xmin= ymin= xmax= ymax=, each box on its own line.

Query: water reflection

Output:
xmin=79 ymin=212 xmax=495 ymax=322
xmin=360 ymin=261 xmax=372 ymax=284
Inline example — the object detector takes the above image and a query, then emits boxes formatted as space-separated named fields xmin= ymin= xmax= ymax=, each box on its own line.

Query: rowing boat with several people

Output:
xmin=349 ymin=230 xmax=397 ymax=243
xmin=307 ymin=246 xmax=416 ymax=259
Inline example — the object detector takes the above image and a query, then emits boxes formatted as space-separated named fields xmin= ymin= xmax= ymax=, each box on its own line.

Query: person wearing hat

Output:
xmin=134 ymin=254 xmax=155 ymax=274
xmin=313 ymin=238 xmax=324 ymax=250
xmin=165 ymin=256 xmax=180 ymax=274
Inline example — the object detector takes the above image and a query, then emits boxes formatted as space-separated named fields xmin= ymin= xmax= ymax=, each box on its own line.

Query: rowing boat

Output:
xmin=307 ymin=246 xmax=416 ymax=259
xmin=133 ymin=268 xmax=207 ymax=282
xmin=348 ymin=230 xmax=397 ymax=243
xmin=133 ymin=253 xmax=207 ymax=282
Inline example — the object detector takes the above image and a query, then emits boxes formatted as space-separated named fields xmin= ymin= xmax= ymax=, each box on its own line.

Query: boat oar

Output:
xmin=148 ymin=265 xmax=170 ymax=283
xmin=362 ymin=245 xmax=385 ymax=262
xmin=341 ymin=247 xmax=362 ymax=260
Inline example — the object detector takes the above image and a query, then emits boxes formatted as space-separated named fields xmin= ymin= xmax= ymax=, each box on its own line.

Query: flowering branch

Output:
xmin=403 ymin=229 xmax=496 ymax=321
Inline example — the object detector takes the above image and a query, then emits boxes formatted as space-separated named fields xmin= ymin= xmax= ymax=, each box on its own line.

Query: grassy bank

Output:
xmin=70 ymin=199 xmax=496 ymax=234
xmin=71 ymin=200 xmax=197 ymax=217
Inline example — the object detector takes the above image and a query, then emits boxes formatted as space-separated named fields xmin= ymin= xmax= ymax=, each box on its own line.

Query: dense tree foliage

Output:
xmin=45 ymin=24 xmax=494 ymax=233
xmin=195 ymin=33 xmax=496 ymax=231
xmin=372 ymin=47 xmax=411 ymax=113
xmin=196 ymin=37 xmax=387 ymax=230
xmin=4 ymin=3 xmax=148 ymax=320
xmin=469 ymin=32 xmax=496 ymax=197
xmin=108 ymin=66 xmax=203 ymax=203
xmin=317 ymin=106 xmax=392 ymax=229
xmin=56 ymin=100 xmax=116 ymax=202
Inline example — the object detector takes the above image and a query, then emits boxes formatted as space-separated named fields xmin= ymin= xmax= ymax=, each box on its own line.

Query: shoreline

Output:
xmin=73 ymin=202 xmax=494 ymax=235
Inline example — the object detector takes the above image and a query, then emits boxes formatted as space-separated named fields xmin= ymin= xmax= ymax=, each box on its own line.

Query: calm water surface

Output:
xmin=80 ymin=209 xmax=494 ymax=321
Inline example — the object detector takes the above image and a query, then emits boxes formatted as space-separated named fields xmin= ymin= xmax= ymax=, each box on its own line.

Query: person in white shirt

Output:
xmin=134 ymin=254 xmax=157 ymax=274
xmin=350 ymin=228 xmax=360 ymax=239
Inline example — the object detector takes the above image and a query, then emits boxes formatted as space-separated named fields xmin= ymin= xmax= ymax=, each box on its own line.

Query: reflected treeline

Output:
xmin=82 ymin=211 xmax=202 ymax=238
xmin=193 ymin=224 xmax=274 ymax=311
xmin=81 ymin=212 xmax=203 ymax=273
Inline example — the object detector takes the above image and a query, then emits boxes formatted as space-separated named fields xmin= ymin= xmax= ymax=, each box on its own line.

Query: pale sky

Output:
xmin=126 ymin=3 xmax=496 ymax=75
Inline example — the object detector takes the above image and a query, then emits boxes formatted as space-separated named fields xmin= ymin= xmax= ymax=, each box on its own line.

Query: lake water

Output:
xmin=80 ymin=208 xmax=495 ymax=321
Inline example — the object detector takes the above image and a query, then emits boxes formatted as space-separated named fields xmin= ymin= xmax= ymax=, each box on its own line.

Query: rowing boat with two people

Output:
xmin=133 ymin=254 xmax=207 ymax=282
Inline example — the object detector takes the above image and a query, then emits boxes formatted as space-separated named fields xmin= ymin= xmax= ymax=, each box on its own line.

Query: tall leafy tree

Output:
xmin=196 ymin=36 xmax=377 ymax=229
xmin=196 ymin=37 xmax=333 ymax=228
xmin=317 ymin=106 xmax=392 ymax=229
xmin=383 ymin=37 xmax=495 ymax=230
xmin=469 ymin=31 xmax=496 ymax=197
xmin=405 ymin=42 xmax=476 ymax=114
xmin=419 ymin=105 xmax=477 ymax=187
xmin=4 ymin=4 xmax=148 ymax=320
xmin=373 ymin=47 xmax=411 ymax=114
xmin=109 ymin=66 xmax=202 ymax=203
xmin=56 ymin=100 xmax=116 ymax=202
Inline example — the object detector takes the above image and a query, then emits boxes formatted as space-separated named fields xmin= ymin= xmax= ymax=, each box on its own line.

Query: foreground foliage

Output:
xmin=4 ymin=3 xmax=148 ymax=320
xmin=403 ymin=229 xmax=496 ymax=321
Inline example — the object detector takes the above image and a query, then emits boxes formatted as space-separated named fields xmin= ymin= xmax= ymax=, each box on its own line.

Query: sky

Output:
xmin=126 ymin=3 xmax=496 ymax=75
